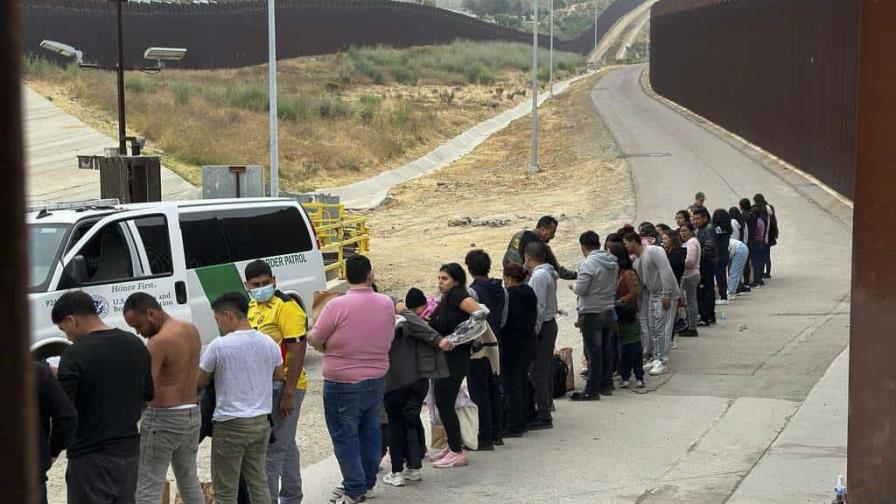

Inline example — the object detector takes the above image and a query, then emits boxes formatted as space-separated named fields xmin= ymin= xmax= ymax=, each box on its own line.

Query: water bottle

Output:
xmin=833 ymin=475 xmax=847 ymax=503
xmin=719 ymin=311 xmax=728 ymax=328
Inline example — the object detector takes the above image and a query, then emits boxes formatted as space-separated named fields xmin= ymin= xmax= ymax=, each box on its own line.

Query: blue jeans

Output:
xmin=323 ymin=378 xmax=385 ymax=499
xmin=748 ymin=241 xmax=766 ymax=285
xmin=727 ymin=245 xmax=749 ymax=296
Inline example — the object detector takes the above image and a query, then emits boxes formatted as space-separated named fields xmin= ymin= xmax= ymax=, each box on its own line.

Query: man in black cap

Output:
xmin=688 ymin=192 xmax=707 ymax=215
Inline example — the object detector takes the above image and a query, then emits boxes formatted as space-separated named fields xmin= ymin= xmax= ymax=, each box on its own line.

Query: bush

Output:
xmin=358 ymin=94 xmax=382 ymax=123
xmin=464 ymin=62 xmax=495 ymax=85
xmin=227 ymin=83 xmax=268 ymax=112
xmin=388 ymin=64 xmax=418 ymax=85
xmin=174 ymin=82 xmax=190 ymax=106
xmin=125 ymin=74 xmax=158 ymax=93
xmin=356 ymin=58 xmax=384 ymax=85
xmin=388 ymin=102 xmax=411 ymax=127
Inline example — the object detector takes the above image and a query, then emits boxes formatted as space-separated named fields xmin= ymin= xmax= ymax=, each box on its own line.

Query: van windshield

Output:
xmin=29 ymin=224 xmax=70 ymax=292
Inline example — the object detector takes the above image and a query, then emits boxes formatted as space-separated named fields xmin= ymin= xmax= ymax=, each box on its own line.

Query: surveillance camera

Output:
xmin=39 ymin=40 xmax=83 ymax=64
xmin=143 ymin=47 xmax=187 ymax=62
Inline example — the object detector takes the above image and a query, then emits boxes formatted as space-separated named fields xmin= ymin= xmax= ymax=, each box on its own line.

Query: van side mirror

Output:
xmin=62 ymin=255 xmax=89 ymax=287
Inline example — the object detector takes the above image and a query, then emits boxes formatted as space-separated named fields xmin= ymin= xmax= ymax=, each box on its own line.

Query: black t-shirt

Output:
xmin=57 ymin=328 xmax=153 ymax=458
xmin=429 ymin=285 xmax=472 ymax=337
xmin=666 ymin=247 xmax=687 ymax=284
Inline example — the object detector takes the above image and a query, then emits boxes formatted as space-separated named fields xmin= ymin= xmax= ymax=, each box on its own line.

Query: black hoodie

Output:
xmin=500 ymin=283 xmax=538 ymax=345
xmin=470 ymin=278 xmax=507 ymax=332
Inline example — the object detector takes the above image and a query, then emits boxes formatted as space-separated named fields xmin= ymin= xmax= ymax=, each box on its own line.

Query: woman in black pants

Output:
xmin=429 ymin=263 xmax=481 ymax=468
xmin=712 ymin=208 xmax=733 ymax=304
xmin=498 ymin=263 xmax=538 ymax=437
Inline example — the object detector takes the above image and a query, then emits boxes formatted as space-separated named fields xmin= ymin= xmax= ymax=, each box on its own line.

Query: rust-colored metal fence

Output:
xmin=21 ymin=0 xmax=645 ymax=69
xmin=649 ymin=0 xmax=859 ymax=199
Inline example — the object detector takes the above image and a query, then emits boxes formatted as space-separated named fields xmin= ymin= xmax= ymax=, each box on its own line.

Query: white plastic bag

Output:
xmin=426 ymin=379 xmax=479 ymax=450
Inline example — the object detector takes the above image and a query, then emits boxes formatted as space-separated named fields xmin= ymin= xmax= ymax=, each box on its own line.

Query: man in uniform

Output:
xmin=503 ymin=215 xmax=577 ymax=280
xmin=244 ymin=259 xmax=308 ymax=504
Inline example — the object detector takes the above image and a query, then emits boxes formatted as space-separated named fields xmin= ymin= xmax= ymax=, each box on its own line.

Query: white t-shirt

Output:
xmin=200 ymin=328 xmax=282 ymax=422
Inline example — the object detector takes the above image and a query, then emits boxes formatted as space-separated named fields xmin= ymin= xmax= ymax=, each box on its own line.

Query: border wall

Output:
xmin=649 ymin=0 xmax=859 ymax=198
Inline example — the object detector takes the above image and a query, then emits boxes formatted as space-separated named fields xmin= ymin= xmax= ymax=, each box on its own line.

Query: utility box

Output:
xmin=78 ymin=155 xmax=162 ymax=203
xmin=202 ymin=165 xmax=264 ymax=199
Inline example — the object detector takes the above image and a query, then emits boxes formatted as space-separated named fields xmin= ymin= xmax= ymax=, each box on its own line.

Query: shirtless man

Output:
xmin=123 ymin=292 xmax=204 ymax=504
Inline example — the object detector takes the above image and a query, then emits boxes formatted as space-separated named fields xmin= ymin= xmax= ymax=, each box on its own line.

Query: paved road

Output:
xmin=299 ymin=64 xmax=852 ymax=503
xmin=23 ymin=86 xmax=200 ymax=203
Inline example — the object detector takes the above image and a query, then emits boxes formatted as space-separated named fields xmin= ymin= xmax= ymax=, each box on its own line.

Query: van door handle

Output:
xmin=175 ymin=281 xmax=187 ymax=304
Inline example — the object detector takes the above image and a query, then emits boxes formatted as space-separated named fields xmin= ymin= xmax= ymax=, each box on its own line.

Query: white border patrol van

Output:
xmin=28 ymin=198 xmax=326 ymax=359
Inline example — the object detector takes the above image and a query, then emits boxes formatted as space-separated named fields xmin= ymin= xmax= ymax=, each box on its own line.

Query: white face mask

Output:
xmin=250 ymin=284 xmax=275 ymax=303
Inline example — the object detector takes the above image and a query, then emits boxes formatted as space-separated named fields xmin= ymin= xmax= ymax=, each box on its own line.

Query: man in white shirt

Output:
xmin=198 ymin=292 xmax=284 ymax=504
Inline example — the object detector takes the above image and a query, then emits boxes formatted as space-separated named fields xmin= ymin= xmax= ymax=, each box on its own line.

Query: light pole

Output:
xmin=40 ymin=37 xmax=186 ymax=156
xmin=529 ymin=0 xmax=539 ymax=173
xmin=549 ymin=0 xmax=554 ymax=97
xmin=267 ymin=0 xmax=280 ymax=197
xmin=593 ymin=0 xmax=599 ymax=69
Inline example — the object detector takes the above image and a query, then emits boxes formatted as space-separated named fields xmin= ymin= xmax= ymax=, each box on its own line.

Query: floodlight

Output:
xmin=39 ymin=40 xmax=83 ymax=64
xmin=143 ymin=47 xmax=187 ymax=62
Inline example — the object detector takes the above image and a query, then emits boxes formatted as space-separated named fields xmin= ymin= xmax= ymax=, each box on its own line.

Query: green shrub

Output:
xmin=174 ymin=82 xmax=190 ymax=106
xmin=125 ymin=74 xmax=158 ymax=93
xmin=227 ymin=83 xmax=268 ymax=112
xmin=356 ymin=58 xmax=384 ymax=85
xmin=358 ymin=94 xmax=382 ymax=123
xmin=388 ymin=64 xmax=418 ymax=85
xmin=464 ymin=62 xmax=495 ymax=85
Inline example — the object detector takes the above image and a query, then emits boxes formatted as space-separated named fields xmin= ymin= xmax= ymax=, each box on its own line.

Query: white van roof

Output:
xmin=26 ymin=197 xmax=301 ymax=225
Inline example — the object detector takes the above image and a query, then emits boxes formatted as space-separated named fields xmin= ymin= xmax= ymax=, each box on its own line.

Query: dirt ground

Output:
xmin=366 ymin=70 xmax=634 ymax=298
xmin=44 ymin=70 xmax=633 ymax=504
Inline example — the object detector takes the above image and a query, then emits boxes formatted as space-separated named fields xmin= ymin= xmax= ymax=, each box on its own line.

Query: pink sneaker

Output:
xmin=432 ymin=450 xmax=467 ymax=468
xmin=429 ymin=447 xmax=451 ymax=462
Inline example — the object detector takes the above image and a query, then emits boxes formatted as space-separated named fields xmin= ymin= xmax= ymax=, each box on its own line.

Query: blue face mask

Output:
xmin=250 ymin=284 xmax=276 ymax=303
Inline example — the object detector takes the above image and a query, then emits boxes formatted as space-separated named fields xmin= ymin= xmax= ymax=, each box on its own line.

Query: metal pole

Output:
xmin=0 ymin=0 xmax=37 ymax=498
xmin=268 ymin=0 xmax=280 ymax=197
xmin=529 ymin=0 xmax=539 ymax=173
xmin=593 ymin=0 xmax=599 ymax=69
xmin=849 ymin=0 xmax=896 ymax=499
xmin=549 ymin=0 xmax=554 ymax=97
xmin=116 ymin=0 xmax=127 ymax=155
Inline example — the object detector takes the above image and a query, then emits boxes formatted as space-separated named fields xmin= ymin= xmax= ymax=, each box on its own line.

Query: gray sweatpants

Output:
xmin=267 ymin=383 xmax=306 ymax=504
xmin=639 ymin=291 xmax=676 ymax=363
xmin=136 ymin=405 xmax=204 ymax=504
xmin=681 ymin=274 xmax=701 ymax=330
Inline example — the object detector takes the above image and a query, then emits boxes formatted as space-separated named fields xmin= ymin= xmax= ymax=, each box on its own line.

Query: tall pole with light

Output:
xmin=529 ymin=0 xmax=539 ymax=173
xmin=267 ymin=0 xmax=280 ymax=197
xmin=593 ymin=0 xmax=599 ymax=69
xmin=549 ymin=0 xmax=554 ymax=97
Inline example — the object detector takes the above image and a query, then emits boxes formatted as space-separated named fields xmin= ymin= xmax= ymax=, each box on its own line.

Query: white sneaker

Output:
xmin=649 ymin=361 xmax=668 ymax=375
xmin=727 ymin=293 xmax=737 ymax=301
xmin=366 ymin=484 xmax=379 ymax=499
xmin=383 ymin=472 xmax=405 ymax=487
xmin=671 ymin=340 xmax=680 ymax=350
xmin=620 ymin=380 xmax=630 ymax=389
xmin=636 ymin=380 xmax=645 ymax=388
xmin=643 ymin=359 xmax=656 ymax=371
xmin=716 ymin=299 xmax=730 ymax=305
xmin=402 ymin=467 xmax=422 ymax=481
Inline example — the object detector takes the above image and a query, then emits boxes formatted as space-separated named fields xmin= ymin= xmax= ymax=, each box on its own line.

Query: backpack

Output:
xmin=552 ymin=355 xmax=569 ymax=398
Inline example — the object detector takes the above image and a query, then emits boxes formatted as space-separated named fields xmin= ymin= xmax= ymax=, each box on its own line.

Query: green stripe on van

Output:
xmin=194 ymin=263 xmax=245 ymax=304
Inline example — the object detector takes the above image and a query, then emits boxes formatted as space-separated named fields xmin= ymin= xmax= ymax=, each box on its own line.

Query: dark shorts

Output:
xmin=67 ymin=450 xmax=139 ymax=504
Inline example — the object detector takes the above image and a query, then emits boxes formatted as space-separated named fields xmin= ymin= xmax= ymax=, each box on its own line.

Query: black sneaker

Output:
xmin=762 ymin=273 xmax=771 ymax=279
xmin=493 ymin=437 xmax=504 ymax=446
xmin=501 ymin=430 xmax=525 ymax=438
xmin=526 ymin=418 xmax=553 ymax=430
xmin=599 ymin=385 xmax=614 ymax=396
xmin=470 ymin=441 xmax=494 ymax=451
xmin=568 ymin=390 xmax=600 ymax=401
xmin=678 ymin=329 xmax=699 ymax=337
xmin=697 ymin=320 xmax=711 ymax=327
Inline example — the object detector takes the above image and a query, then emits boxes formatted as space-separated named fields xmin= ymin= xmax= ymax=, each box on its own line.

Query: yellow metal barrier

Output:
xmin=303 ymin=202 xmax=370 ymax=280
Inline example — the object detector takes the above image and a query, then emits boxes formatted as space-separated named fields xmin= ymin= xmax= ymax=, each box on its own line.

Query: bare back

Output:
xmin=147 ymin=318 xmax=201 ymax=408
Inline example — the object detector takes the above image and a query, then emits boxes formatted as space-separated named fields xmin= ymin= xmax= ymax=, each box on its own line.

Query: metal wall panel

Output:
xmin=20 ymin=0 xmax=647 ymax=68
xmin=649 ymin=0 xmax=859 ymax=199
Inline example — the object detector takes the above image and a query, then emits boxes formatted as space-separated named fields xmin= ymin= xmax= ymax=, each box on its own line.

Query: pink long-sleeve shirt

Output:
xmin=309 ymin=287 xmax=396 ymax=383
xmin=684 ymin=237 xmax=701 ymax=277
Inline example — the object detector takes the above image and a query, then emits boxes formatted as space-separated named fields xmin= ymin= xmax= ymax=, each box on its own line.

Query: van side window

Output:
xmin=134 ymin=216 xmax=173 ymax=275
xmin=59 ymin=215 xmax=173 ymax=288
xmin=180 ymin=211 xmax=231 ymax=269
xmin=218 ymin=206 xmax=313 ymax=261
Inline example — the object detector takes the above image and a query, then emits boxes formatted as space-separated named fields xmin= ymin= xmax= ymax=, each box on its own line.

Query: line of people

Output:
xmin=35 ymin=195 xmax=778 ymax=504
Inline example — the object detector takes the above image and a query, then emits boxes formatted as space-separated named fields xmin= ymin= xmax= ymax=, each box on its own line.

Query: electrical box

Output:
xmin=202 ymin=165 xmax=264 ymax=199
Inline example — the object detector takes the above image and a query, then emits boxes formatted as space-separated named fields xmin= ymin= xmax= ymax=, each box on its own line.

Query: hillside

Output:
xmin=460 ymin=0 xmax=614 ymax=40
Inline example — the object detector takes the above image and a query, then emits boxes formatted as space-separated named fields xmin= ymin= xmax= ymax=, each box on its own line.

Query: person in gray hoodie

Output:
xmin=568 ymin=231 xmax=619 ymax=401
xmin=524 ymin=241 xmax=559 ymax=430
xmin=383 ymin=288 xmax=452 ymax=487
xmin=624 ymin=233 xmax=680 ymax=376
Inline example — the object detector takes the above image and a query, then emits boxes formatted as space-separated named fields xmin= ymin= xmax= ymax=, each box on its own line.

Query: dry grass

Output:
xmin=23 ymin=41 xmax=585 ymax=191
xmin=365 ymin=69 xmax=634 ymax=298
